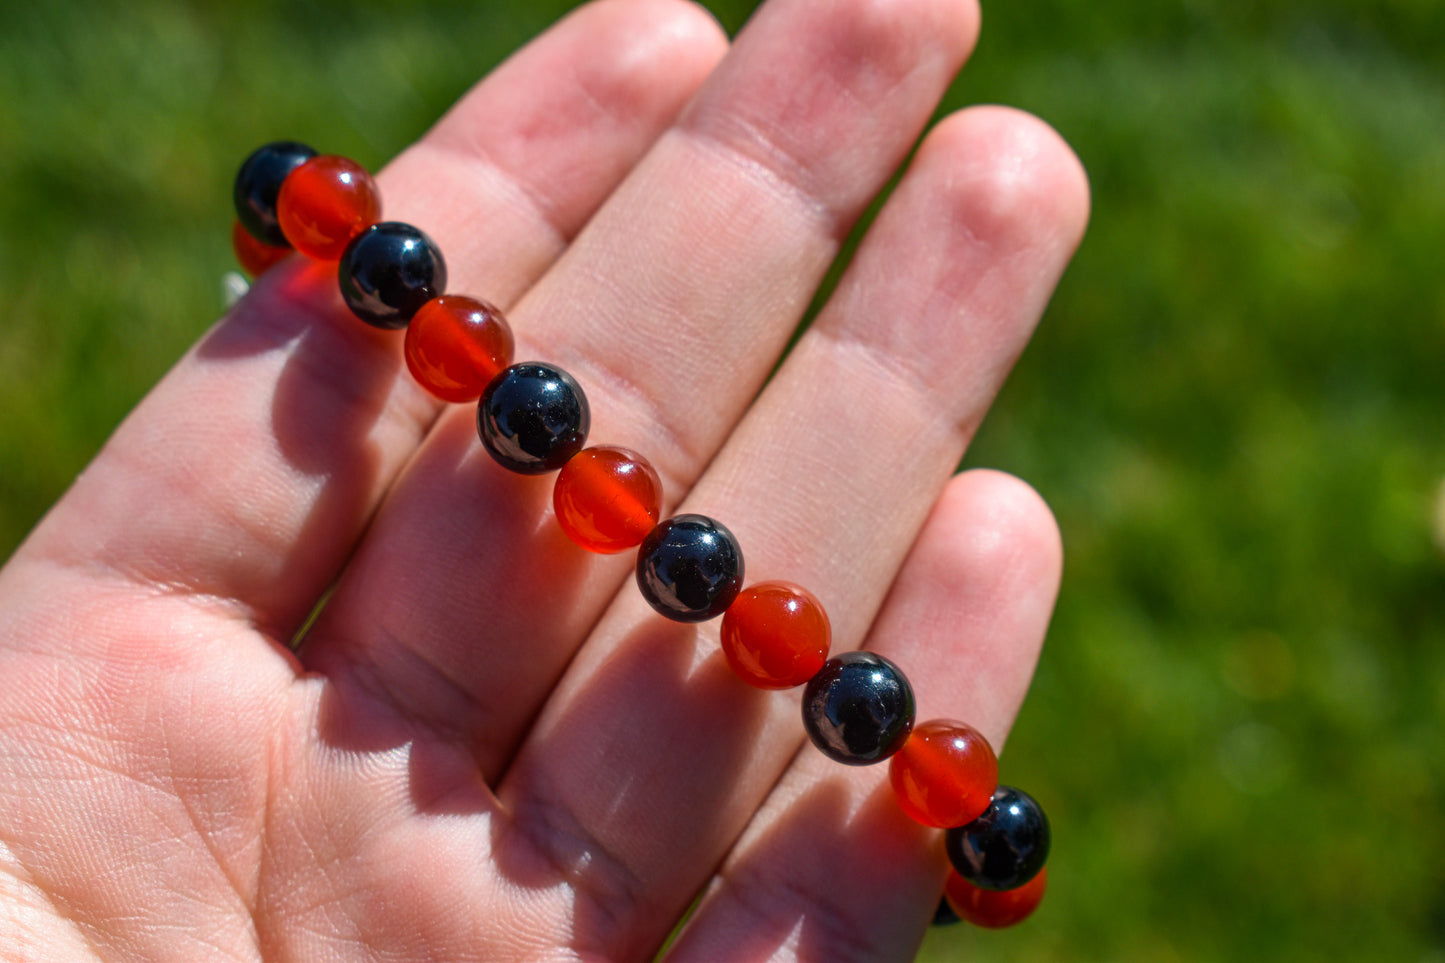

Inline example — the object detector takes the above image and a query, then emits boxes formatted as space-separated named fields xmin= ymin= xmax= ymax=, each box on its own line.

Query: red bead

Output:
xmin=404 ymin=296 xmax=515 ymax=402
xmin=276 ymin=155 xmax=381 ymax=260
xmin=944 ymin=865 xmax=1047 ymax=928
xmin=231 ymin=220 xmax=291 ymax=277
xmin=720 ymin=581 xmax=830 ymax=689
xmin=552 ymin=447 xmax=662 ymax=553
xmin=888 ymin=719 xmax=998 ymax=828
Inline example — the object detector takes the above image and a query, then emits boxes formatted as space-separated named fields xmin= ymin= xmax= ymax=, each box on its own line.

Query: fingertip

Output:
xmin=942 ymin=468 xmax=1064 ymax=612
xmin=914 ymin=105 xmax=1092 ymax=263
xmin=634 ymin=0 xmax=731 ymax=54
xmin=576 ymin=0 xmax=731 ymax=110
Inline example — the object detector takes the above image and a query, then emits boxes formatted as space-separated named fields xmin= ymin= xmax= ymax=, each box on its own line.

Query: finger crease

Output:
xmin=677 ymin=119 xmax=847 ymax=244
xmin=812 ymin=322 xmax=978 ymax=443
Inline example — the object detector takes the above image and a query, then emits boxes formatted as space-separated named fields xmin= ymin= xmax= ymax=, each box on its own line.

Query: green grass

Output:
xmin=3 ymin=1 xmax=1443 ymax=960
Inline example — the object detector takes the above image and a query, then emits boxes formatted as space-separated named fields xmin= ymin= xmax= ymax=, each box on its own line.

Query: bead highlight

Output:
xmin=405 ymin=295 xmax=515 ymax=402
xmin=636 ymin=514 xmax=744 ymax=622
xmin=888 ymin=719 xmax=998 ymax=828
xmin=802 ymin=651 xmax=915 ymax=765
xmin=553 ymin=446 xmax=663 ymax=553
xmin=339 ymin=222 xmax=447 ymax=329
xmin=719 ymin=581 xmax=830 ymax=689
xmin=478 ymin=363 xmax=590 ymax=474
xmin=945 ymin=785 xmax=1051 ymax=892
xmin=277 ymin=155 xmax=381 ymax=260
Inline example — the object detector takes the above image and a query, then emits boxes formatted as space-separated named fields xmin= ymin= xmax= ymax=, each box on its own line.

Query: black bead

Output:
xmin=801 ymin=651 xmax=915 ymax=765
xmin=945 ymin=786 xmax=1051 ymax=892
xmin=339 ymin=222 xmax=447 ymax=329
xmin=932 ymin=896 xmax=962 ymax=927
xmin=635 ymin=514 xmax=743 ymax=622
xmin=477 ymin=363 xmax=590 ymax=474
xmin=234 ymin=141 xmax=317 ymax=247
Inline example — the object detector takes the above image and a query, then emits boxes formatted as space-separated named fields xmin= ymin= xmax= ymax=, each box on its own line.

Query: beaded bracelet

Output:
xmin=232 ymin=141 xmax=1052 ymax=929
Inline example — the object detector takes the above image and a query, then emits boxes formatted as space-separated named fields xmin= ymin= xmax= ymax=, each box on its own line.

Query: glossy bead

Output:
xmin=719 ymin=581 xmax=830 ymax=689
xmin=231 ymin=220 xmax=291 ymax=277
xmin=405 ymin=295 xmax=515 ymax=402
xmin=235 ymin=141 xmax=317 ymax=247
xmin=553 ymin=447 xmax=662 ymax=553
xmin=635 ymin=514 xmax=743 ymax=622
xmin=888 ymin=719 xmax=998 ymax=828
xmin=945 ymin=785 xmax=1051 ymax=891
xmin=478 ymin=363 xmax=589 ymax=474
xmin=802 ymin=651 xmax=915 ymax=765
xmin=339 ymin=222 xmax=447 ymax=329
xmin=277 ymin=155 xmax=381 ymax=260
xmin=944 ymin=866 xmax=1047 ymax=928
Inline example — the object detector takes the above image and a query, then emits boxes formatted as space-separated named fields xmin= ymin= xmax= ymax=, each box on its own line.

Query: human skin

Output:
xmin=0 ymin=0 xmax=1088 ymax=960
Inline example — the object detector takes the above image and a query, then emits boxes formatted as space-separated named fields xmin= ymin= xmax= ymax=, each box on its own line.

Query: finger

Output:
xmin=495 ymin=107 xmax=1089 ymax=958
xmin=299 ymin=0 xmax=980 ymax=768
xmin=4 ymin=0 xmax=727 ymax=645
xmin=663 ymin=471 xmax=1061 ymax=963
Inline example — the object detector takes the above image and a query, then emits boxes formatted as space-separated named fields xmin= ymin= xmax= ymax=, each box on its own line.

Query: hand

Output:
xmin=0 ymin=0 xmax=1087 ymax=959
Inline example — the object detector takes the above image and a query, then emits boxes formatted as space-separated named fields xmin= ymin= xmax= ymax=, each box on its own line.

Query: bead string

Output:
xmin=233 ymin=141 xmax=1051 ymax=929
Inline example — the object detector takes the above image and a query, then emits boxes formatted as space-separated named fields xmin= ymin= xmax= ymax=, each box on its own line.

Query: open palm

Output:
xmin=0 ymin=0 xmax=1087 ymax=959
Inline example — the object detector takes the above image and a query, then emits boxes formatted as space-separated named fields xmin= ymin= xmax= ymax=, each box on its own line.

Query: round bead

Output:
xmin=235 ymin=141 xmax=316 ymax=247
xmin=276 ymin=155 xmax=381 ymax=260
xmin=635 ymin=514 xmax=743 ymax=622
xmin=405 ymin=296 xmax=515 ymax=402
xmin=801 ymin=651 xmax=915 ymax=765
xmin=339 ymin=222 xmax=447 ymax=329
xmin=719 ymin=581 xmax=830 ymax=689
xmin=231 ymin=220 xmax=291 ymax=277
xmin=945 ymin=785 xmax=1051 ymax=892
xmin=553 ymin=447 xmax=663 ymax=553
xmin=944 ymin=866 xmax=1047 ymax=928
xmin=888 ymin=718 xmax=998 ymax=828
xmin=477 ymin=363 xmax=590 ymax=474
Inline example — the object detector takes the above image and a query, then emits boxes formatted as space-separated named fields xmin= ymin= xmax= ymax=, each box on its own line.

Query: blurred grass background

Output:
xmin=1 ymin=0 xmax=1442 ymax=960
